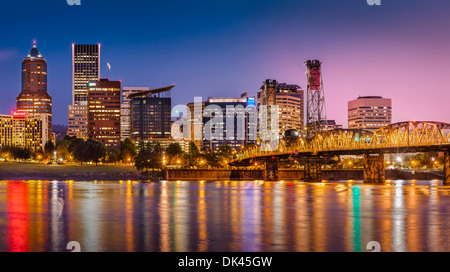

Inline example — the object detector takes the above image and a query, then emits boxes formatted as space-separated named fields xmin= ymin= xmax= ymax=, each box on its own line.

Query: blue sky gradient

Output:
xmin=1 ymin=0 xmax=449 ymax=126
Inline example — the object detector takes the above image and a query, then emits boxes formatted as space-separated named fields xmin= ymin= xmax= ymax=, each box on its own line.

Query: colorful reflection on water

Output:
xmin=0 ymin=179 xmax=448 ymax=252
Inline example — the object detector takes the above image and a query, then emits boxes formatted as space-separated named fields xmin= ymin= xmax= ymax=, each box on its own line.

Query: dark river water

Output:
xmin=0 ymin=179 xmax=448 ymax=252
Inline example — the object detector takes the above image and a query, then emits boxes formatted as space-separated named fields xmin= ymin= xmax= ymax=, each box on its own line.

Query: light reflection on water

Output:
xmin=0 ymin=179 xmax=448 ymax=252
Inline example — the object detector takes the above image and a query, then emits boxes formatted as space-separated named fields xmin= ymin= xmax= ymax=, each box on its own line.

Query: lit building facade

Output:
xmin=87 ymin=79 xmax=121 ymax=148
xmin=121 ymin=87 xmax=149 ymax=141
xmin=348 ymin=96 xmax=392 ymax=131
xmin=68 ymin=44 xmax=100 ymax=138
xmin=201 ymin=95 xmax=256 ymax=151
xmin=320 ymin=120 xmax=343 ymax=131
xmin=68 ymin=104 xmax=88 ymax=139
xmin=16 ymin=43 xmax=52 ymax=139
xmin=0 ymin=111 xmax=49 ymax=151
xmin=187 ymin=100 xmax=206 ymax=151
xmin=129 ymin=86 xmax=173 ymax=142
xmin=257 ymin=82 xmax=304 ymax=137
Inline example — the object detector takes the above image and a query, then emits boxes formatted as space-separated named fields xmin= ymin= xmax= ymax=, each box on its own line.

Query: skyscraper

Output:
xmin=129 ymin=85 xmax=173 ymax=142
xmin=87 ymin=79 xmax=121 ymax=148
xmin=68 ymin=44 xmax=100 ymax=138
xmin=348 ymin=96 xmax=392 ymax=131
xmin=201 ymin=96 xmax=256 ymax=151
xmin=121 ymin=87 xmax=149 ymax=141
xmin=16 ymin=42 xmax=52 ymax=139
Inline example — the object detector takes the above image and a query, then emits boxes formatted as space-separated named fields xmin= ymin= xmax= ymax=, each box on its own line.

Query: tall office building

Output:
xmin=16 ymin=43 xmax=52 ymax=139
xmin=68 ymin=44 xmax=100 ymax=138
xmin=121 ymin=87 xmax=149 ymax=141
xmin=129 ymin=86 xmax=173 ymax=142
xmin=348 ymin=96 xmax=392 ymax=131
xmin=257 ymin=82 xmax=304 ymax=137
xmin=87 ymin=79 xmax=121 ymax=148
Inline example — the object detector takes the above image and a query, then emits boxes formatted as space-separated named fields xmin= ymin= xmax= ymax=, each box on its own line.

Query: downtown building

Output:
xmin=200 ymin=94 xmax=257 ymax=151
xmin=16 ymin=43 xmax=53 ymax=141
xmin=257 ymin=82 xmax=305 ymax=137
xmin=320 ymin=120 xmax=343 ymax=131
xmin=348 ymin=96 xmax=392 ymax=131
xmin=186 ymin=100 xmax=206 ymax=151
xmin=0 ymin=111 xmax=50 ymax=151
xmin=121 ymin=87 xmax=149 ymax=141
xmin=87 ymin=79 xmax=121 ymax=148
xmin=128 ymin=86 xmax=174 ymax=148
xmin=68 ymin=44 xmax=100 ymax=139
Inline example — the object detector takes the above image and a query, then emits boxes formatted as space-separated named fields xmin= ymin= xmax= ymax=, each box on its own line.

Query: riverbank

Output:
xmin=0 ymin=162 xmax=140 ymax=181
xmin=0 ymin=162 xmax=444 ymax=181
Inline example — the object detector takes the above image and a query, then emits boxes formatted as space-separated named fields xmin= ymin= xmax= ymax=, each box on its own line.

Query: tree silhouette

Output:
xmin=120 ymin=138 xmax=136 ymax=163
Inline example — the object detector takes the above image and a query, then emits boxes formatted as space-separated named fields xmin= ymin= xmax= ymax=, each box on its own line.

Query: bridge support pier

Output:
xmin=304 ymin=157 xmax=322 ymax=182
xmin=363 ymin=154 xmax=385 ymax=184
xmin=264 ymin=159 xmax=278 ymax=181
xmin=444 ymin=150 xmax=450 ymax=185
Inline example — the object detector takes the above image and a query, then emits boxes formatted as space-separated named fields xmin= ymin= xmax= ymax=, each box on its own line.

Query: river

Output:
xmin=0 ymin=179 xmax=448 ymax=252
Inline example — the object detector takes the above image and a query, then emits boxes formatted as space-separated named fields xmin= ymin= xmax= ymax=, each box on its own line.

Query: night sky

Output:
xmin=0 ymin=0 xmax=449 ymax=126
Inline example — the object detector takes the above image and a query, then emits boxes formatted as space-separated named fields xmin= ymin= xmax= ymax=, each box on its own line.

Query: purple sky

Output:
xmin=0 ymin=0 xmax=449 ymax=126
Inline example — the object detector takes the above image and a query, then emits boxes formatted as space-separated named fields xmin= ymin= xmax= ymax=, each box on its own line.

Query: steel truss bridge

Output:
xmin=231 ymin=121 xmax=450 ymax=184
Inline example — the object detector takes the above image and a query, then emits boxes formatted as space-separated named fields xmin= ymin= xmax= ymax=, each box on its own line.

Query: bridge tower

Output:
xmin=305 ymin=60 xmax=327 ymax=139
xmin=363 ymin=153 xmax=385 ymax=184
xmin=444 ymin=150 xmax=450 ymax=185
xmin=258 ymin=79 xmax=279 ymax=151
xmin=304 ymin=157 xmax=323 ymax=182
xmin=264 ymin=156 xmax=278 ymax=181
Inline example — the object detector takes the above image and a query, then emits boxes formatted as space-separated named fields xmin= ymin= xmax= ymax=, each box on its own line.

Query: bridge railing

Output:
xmin=233 ymin=122 xmax=450 ymax=163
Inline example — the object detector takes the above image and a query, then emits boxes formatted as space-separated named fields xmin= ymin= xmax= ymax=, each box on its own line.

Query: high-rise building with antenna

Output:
xmin=16 ymin=42 xmax=53 ymax=140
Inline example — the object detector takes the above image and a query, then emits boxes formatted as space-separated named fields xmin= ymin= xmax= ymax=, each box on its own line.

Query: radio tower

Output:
xmin=305 ymin=60 xmax=327 ymax=139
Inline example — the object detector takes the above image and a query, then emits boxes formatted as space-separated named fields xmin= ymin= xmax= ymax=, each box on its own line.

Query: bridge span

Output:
xmin=230 ymin=121 xmax=450 ymax=184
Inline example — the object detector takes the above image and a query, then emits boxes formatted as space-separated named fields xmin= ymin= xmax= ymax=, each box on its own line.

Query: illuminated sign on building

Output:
xmin=11 ymin=110 xmax=28 ymax=118
xmin=247 ymin=97 xmax=255 ymax=108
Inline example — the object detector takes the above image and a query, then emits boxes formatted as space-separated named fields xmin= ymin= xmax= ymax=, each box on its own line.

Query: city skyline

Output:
xmin=0 ymin=0 xmax=449 ymax=256
xmin=1 ymin=0 xmax=450 ymax=127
